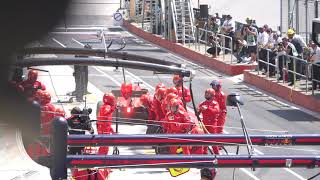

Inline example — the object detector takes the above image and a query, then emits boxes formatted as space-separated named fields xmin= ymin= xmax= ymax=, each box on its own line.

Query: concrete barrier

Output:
xmin=123 ymin=20 xmax=256 ymax=76
xmin=244 ymin=70 xmax=320 ymax=113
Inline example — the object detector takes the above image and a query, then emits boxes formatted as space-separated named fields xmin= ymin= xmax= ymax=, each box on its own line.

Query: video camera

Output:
xmin=79 ymin=107 xmax=92 ymax=124
xmin=69 ymin=107 xmax=93 ymax=133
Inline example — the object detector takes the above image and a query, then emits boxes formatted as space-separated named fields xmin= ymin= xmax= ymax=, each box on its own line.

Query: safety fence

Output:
xmin=256 ymin=47 xmax=320 ymax=95
xmin=137 ymin=16 xmax=234 ymax=63
xmin=175 ymin=22 xmax=234 ymax=64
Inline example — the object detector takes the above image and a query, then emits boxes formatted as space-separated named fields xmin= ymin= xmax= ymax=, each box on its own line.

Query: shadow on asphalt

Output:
xmin=268 ymin=109 xmax=320 ymax=122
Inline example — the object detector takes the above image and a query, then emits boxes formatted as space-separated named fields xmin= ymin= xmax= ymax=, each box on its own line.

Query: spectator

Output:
xmin=214 ymin=13 xmax=221 ymax=26
xmin=209 ymin=16 xmax=220 ymax=34
xmin=207 ymin=35 xmax=221 ymax=58
xmin=265 ymin=28 xmax=277 ymax=76
xmin=235 ymin=37 xmax=248 ymax=63
xmin=309 ymin=41 xmax=320 ymax=90
xmin=275 ymin=41 xmax=287 ymax=81
xmin=287 ymin=29 xmax=307 ymax=80
xmin=257 ymin=26 xmax=269 ymax=73
xmin=243 ymin=17 xmax=258 ymax=64
xmin=221 ymin=14 xmax=235 ymax=54
xmin=282 ymin=37 xmax=299 ymax=86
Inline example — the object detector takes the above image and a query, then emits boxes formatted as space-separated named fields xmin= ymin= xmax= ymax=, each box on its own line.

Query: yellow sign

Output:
xmin=169 ymin=168 xmax=190 ymax=177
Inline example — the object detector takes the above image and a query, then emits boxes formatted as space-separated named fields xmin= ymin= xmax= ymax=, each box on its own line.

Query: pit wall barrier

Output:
xmin=122 ymin=20 xmax=255 ymax=76
xmin=244 ymin=70 xmax=320 ymax=113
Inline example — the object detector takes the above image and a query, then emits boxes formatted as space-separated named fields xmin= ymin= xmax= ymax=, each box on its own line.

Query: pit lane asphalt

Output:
xmin=37 ymin=7 xmax=320 ymax=179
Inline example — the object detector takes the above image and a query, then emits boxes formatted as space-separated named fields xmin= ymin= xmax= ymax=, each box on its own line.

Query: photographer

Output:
xmin=207 ymin=35 xmax=221 ymax=58
xmin=67 ymin=106 xmax=94 ymax=154
xmin=243 ymin=18 xmax=258 ymax=64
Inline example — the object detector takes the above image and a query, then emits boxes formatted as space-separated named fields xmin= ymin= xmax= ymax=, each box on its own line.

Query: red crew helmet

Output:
xmin=169 ymin=98 xmax=181 ymax=113
xmin=55 ymin=107 xmax=66 ymax=117
xmin=28 ymin=70 xmax=38 ymax=82
xmin=210 ymin=80 xmax=222 ymax=91
xmin=155 ymin=87 xmax=166 ymax=101
xmin=40 ymin=91 xmax=51 ymax=105
xmin=173 ymin=74 xmax=183 ymax=86
xmin=121 ymin=83 xmax=133 ymax=99
xmin=205 ymin=88 xmax=215 ymax=100
xmin=166 ymin=87 xmax=178 ymax=95
xmin=103 ymin=92 xmax=116 ymax=106
xmin=140 ymin=94 xmax=152 ymax=107
xmin=155 ymin=82 xmax=166 ymax=91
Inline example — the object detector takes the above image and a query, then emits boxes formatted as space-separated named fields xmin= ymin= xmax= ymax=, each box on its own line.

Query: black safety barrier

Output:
xmin=50 ymin=117 xmax=68 ymax=179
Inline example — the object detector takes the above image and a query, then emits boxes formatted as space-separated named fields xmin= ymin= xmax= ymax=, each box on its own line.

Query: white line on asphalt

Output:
xmin=51 ymin=32 xmax=100 ymax=35
xmin=93 ymin=66 xmax=122 ymax=87
xmin=72 ymin=38 xmax=85 ymax=47
xmin=240 ymin=168 xmax=260 ymax=180
xmin=52 ymin=38 xmax=67 ymax=48
xmin=284 ymin=168 xmax=307 ymax=180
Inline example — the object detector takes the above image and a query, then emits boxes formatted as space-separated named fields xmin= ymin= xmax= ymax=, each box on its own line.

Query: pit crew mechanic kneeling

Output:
xmin=67 ymin=106 xmax=94 ymax=155
xmin=164 ymin=98 xmax=193 ymax=155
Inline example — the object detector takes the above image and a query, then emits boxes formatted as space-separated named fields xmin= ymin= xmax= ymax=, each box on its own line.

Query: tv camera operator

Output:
xmin=67 ymin=106 xmax=94 ymax=155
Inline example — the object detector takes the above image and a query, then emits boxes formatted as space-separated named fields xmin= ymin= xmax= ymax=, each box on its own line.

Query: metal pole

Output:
xmin=288 ymin=0 xmax=291 ymax=29
xmin=156 ymin=0 xmax=159 ymax=35
xmin=280 ymin=0 xmax=283 ymax=32
xmin=142 ymin=0 xmax=146 ymax=30
xmin=68 ymin=133 xmax=320 ymax=147
xmin=67 ymin=155 xmax=320 ymax=169
xmin=169 ymin=0 xmax=172 ymax=41
xmin=181 ymin=0 xmax=186 ymax=44
xmin=267 ymin=50 xmax=270 ymax=78
xmin=316 ymin=0 xmax=319 ymax=18
xmin=236 ymin=103 xmax=254 ymax=156
xmin=305 ymin=0 xmax=309 ymax=43
xmin=296 ymin=0 xmax=299 ymax=33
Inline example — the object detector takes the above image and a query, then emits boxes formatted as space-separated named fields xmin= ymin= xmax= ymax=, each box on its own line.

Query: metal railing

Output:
xmin=256 ymin=48 xmax=320 ymax=95
xmin=182 ymin=23 xmax=234 ymax=63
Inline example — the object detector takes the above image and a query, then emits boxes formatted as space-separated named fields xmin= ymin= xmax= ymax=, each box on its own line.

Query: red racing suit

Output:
xmin=198 ymin=99 xmax=220 ymax=154
xmin=97 ymin=104 xmax=115 ymax=134
xmin=27 ymin=103 xmax=58 ymax=161
xmin=189 ymin=126 xmax=207 ymax=154
xmin=97 ymin=103 xmax=116 ymax=155
xmin=164 ymin=107 xmax=193 ymax=155
xmin=72 ymin=147 xmax=110 ymax=180
xmin=215 ymin=91 xmax=227 ymax=134
xmin=176 ymin=86 xmax=191 ymax=103
xmin=20 ymin=80 xmax=46 ymax=99
xmin=146 ymin=106 xmax=156 ymax=122
xmin=151 ymin=96 xmax=165 ymax=122
xmin=40 ymin=103 xmax=56 ymax=135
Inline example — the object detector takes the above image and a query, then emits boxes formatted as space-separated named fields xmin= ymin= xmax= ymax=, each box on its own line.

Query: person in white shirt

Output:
xmin=221 ymin=15 xmax=235 ymax=54
xmin=257 ymin=26 xmax=269 ymax=72
xmin=309 ymin=41 xmax=320 ymax=89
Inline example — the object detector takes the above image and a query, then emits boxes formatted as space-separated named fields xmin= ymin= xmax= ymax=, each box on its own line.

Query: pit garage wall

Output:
xmin=244 ymin=70 xmax=320 ymax=113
